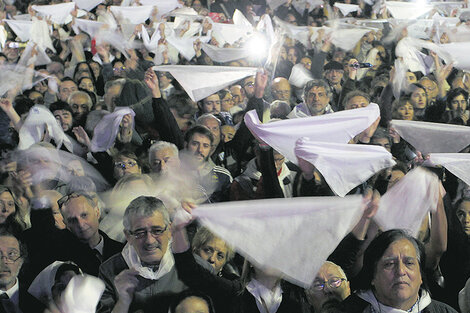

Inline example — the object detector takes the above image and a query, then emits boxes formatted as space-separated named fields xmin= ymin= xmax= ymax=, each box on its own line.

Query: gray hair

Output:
xmin=303 ymin=79 xmax=332 ymax=102
xmin=270 ymin=100 xmax=291 ymax=119
xmin=123 ymin=196 xmax=170 ymax=230
xmin=148 ymin=141 xmax=179 ymax=164
xmin=67 ymin=91 xmax=93 ymax=110
xmin=196 ymin=113 xmax=221 ymax=126
xmin=104 ymin=78 xmax=126 ymax=94
xmin=342 ymin=90 xmax=370 ymax=109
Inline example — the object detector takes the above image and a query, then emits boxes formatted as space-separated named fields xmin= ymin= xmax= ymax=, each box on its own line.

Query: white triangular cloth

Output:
xmin=294 ymin=138 xmax=396 ymax=197
xmin=375 ymin=167 xmax=442 ymax=237
xmin=29 ymin=19 xmax=55 ymax=52
xmin=192 ymin=196 xmax=364 ymax=287
xmin=73 ymin=19 xmax=106 ymax=39
xmin=152 ymin=65 xmax=257 ymax=102
xmin=334 ymin=3 xmax=359 ymax=16
xmin=211 ymin=22 xmax=252 ymax=46
xmin=427 ymin=153 xmax=470 ymax=186
xmin=110 ymin=5 xmax=153 ymax=24
xmin=74 ymin=0 xmax=103 ymax=11
xmin=390 ymin=120 xmax=470 ymax=154
xmin=386 ymin=1 xmax=434 ymax=20
xmin=31 ymin=2 xmax=76 ymax=25
xmin=266 ymin=0 xmax=287 ymax=10
xmin=137 ymin=0 xmax=181 ymax=19
xmin=141 ymin=25 xmax=160 ymax=52
xmin=90 ymin=107 xmax=135 ymax=153
xmin=61 ymin=275 xmax=105 ymax=313
xmin=326 ymin=27 xmax=371 ymax=51
xmin=288 ymin=63 xmax=313 ymax=88
xmin=201 ymin=43 xmax=251 ymax=63
xmin=166 ymin=35 xmax=209 ymax=61
xmin=244 ymin=103 xmax=381 ymax=163
xmin=233 ymin=9 xmax=253 ymax=29
xmin=273 ymin=17 xmax=310 ymax=47
xmin=292 ymin=0 xmax=323 ymax=14
xmin=3 ymin=19 xmax=31 ymax=42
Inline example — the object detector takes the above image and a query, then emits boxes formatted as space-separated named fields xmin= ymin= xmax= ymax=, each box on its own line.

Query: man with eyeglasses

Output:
xmin=288 ymin=79 xmax=335 ymax=118
xmin=0 ymin=226 xmax=45 ymax=312
xmin=305 ymin=261 xmax=351 ymax=312
xmin=98 ymin=196 xmax=186 ymax=313
xmin=271 ymin=77 xmax=294 ymax=107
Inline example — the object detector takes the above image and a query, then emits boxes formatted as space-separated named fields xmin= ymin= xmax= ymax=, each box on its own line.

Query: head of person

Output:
xmin=242 ymin=76 xmax=255 ymax=99
xmin=418 ymin=77 xmax=438 ymax=102
xmin=300 ymin=56 xmax=312 ymax=71
xmin=455 ymin=198 xmax=470 ymax=236
xmin=112 ymin=60 xmax=126 ymax=78
xmin=113 ymin=151 xmax=142 ymax=180
xmin=287 ymin=46 xmax=299 ymax=64
xmin=73 ymin=62 xmax=95 ymax=82
xmin=184 ymin=125 xmax=214 ymax=165
xmin=272 ymin=77 xmax=292 ymax=103
xmin=230 ymin=85 xmax=246 ymax=106
xmin=303 ymin=79 xmax=332 ymax=116
xmin=218 ymin=89 xmax=234 ymax=112
xmin=221 ymin=125 xmax=236 ymax=142
xmin=50 ymin=101 xmax=74 ymax=132
xmin=196 ymin=114 xmax=221 ymax=151
xmin=324 ymin=61 xmax=344 ymax=86
xmin=0 ymin=226 xmax=26 ymax=291
xmin=46 ymin=58 xmax=65 ymax=80
xmin=357 ymin=229 xmax=426 ymax=311
xmin=370 ymin=127 xmax=392 ymax=153
xmin=58 ymin=78 xmax=78 ymax=102
xmin=387 ymin=163 xmax=407 ymax=190
xmin=67 ymin=91 xmax=93 ymax=124
xmin=406 ymin=72 xmax=417 ymax=85
xmin=0 ymin=186 xmax=18 ymax=225
xmin=305 ymin=261 xmax=351 ymax=312
xmin=123 ymin=196 xmax=171 ymax=265
xmin=392 ymin=97 xmax=414 ymax=121
xmin=192 ymin=227 xmax=234 ymax=274
xmin=199 ymin=94 xmax=221 ymax=115
xmin=78 ymin=76 xmax=96 ymax=94
xmin=58 ymin=192 xmax=101 ymax=247
xmin=170 ymin=290 xmax=215 ymax=313
xmin=446 ymin=88 xmax=469 ymax=114
xmin=168 ymin=93 xmax=197 ymax=132
xmin=148 ymin=141 xmax=180 ymax=174
xmin=451 ymin=72 xmax=470 ymax=93
xmin=343 ymin=90 xmax=370 ymax=110
xmin=157 ymin=72 xmax=173 ymax=90
xmin=408 ymin=84 xmax=427 ymax=110
xmin=270 ymin=100 xmax=291 ymax=119
xmin=104 ymin=78 xmax=126 ymax=112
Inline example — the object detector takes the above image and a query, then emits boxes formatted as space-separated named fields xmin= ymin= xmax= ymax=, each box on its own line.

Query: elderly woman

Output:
xmin=392 ymin=97 xmax=415 ymax=121
xmin=341 ymin=229 xmax=456 ymax=313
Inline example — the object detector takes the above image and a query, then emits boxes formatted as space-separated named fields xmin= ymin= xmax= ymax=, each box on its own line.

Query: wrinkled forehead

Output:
xmin=316 ymin=262 xmax=345 ymax=280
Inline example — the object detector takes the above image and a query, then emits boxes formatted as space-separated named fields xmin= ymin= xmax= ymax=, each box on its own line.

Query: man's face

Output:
xmin=345 ymin=96 xmax=369 ymax=110
xmin=450 ymin=94 xmax=468 ymax=113
xmin=410 ymin=88 xmax=427 ymax=109
xmin=300 ymin=57 xmax=312 ymax=70
xmin=125 ymin=211 xmax=171 ymax=265
xmin=371 ymin=137 xmax=391 ymax=153
xmin=305 ymin=262 xmax=350 ymax=312
xmin=221 ymin=125 xmax=235 ymax=143
xmin=149 ymin=147 xmax=180 ymax=174
xmin=372 ymin=239 xmax=422 ymax=310
xmin=104 ymin=84 xmax=123 ymax=112
xmin=406 ymin=72 xmax=417 ymax=85
xmin=272 ymin=79 xmax=291 ymax=102
xmin=196 ymin=237 xmax=229 ymax=273
xmin=61 ymin=196 xmax=100 ymax=245
xmin=0 ymin=236 xmax=23 ymax=290
xmin=59 ymin=81 xmax=78 ymax=102
xmin=456 ymin=200 xmax=470 ymax=236
xmin=287 ymin=47 xmax=297 ymax=64
xmin=113 ymin=156 xmax=141 ymax=180
xmin=185 ymin=133 xmax=212 ymax=164
xmin=0 ymin=191 xmax=15 ymax=225
xmin=325 ymin=69 xmax=344 ymax=85
xmin=69 ymin=95 xmax=90 ymax=122
xmin=419 ymin=79 xmax=438 ymax=100
xmin=306 ymin=86 xmax=330 ymax=116
xmin=202 ymin=94 xmax=221 ymax=114
xmin=230 ymin=85 xmax=245 ymax=105
xmin=53 ymin=109 xmax=73 ymax=132
xmin=273 ymin=152 xmax=285 ymax=172
xmin=200 ymin=118 xmax=221 ymax=149
xmin=175 ymin=296 xmax=210 ymax=313
xmin=243 ymin=77 xmax=255 ymax=98
xmin=221 ymin=94 xmax=234 ymax=112
xmin=170 ymin=109 xmax=193 ymax=132
xmin=397 ymin=102 xmax=414 ymax=120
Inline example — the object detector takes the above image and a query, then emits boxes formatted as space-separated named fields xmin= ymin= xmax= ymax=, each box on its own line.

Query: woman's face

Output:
xmin=280 ymin=46 xmax=287 ymax=61
xmin=410 ymin=87 xmax=427 ymax=109
xmin=457 ymin=200 xmax=470 ymax=236
xmin=196 ymin=237 xmax=229 ymax=273
xmin=113 ymin=157 xmax=141 ymax=180
xmin=221 ymin=93 xmax=234 ymax=112
xmin=397 ymin=102 xmax=414 ymax=120
xmin=0 ymin=191 xmax=15 ymax=224
xmin=79 ymin=78 xmax=95 ymax=93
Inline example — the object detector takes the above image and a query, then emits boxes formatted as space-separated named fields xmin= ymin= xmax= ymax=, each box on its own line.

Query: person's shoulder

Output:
xmin=426 ymin=300 xmax=459 ymax=313
xmin=99 ymin=252 xmax=127 ymax=276
xmin=340 ymin=294 xmax=369 ymax=313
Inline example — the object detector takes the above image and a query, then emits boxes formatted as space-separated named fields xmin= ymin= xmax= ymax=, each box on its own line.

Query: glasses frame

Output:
xmin=128 ymin=225 xmax=169 ymax=240
xmin=311 ymin=278 xmax=346 ymax=291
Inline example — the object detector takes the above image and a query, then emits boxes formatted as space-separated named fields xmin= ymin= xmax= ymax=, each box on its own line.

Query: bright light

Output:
xmin=245 ymin=33 xmax=269 ymax=63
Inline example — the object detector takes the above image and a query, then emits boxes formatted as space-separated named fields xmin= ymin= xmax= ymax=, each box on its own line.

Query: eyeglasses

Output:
xmin=128 ymin=225 xmax=168 ymax=239
xmin=311 ymin=278 xmax=346 ymax=291
xmin=114 ymin=161 xmax=138 ymax=169
xmin=57 ymin=192 xmax=95 ymax=208
xmin=0 ymin=250 xmax=21 ymax=263
xmin=244 ymin=82 xmax=254 ymax=87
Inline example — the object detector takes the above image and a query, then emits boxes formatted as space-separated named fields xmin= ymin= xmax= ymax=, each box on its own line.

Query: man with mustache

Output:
xmin=97 ymin=196 xmax=186 ymax=313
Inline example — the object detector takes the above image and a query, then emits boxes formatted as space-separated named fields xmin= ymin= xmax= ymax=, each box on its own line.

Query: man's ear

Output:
xmin=124 ymin=229 xmax=131 ymax=242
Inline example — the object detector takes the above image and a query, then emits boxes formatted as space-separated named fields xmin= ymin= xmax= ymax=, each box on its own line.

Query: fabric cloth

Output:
xmin=31 ymin=2 xmax=75 ymax=25
xmin=390 ymin=119 xmax=470 ymax=154
xmin=358 ymin=289 xmax=432 ymax=313
xmin=90 ymin=107 xmax=135 ymax=153
xmin=109 ymin=5 xmax=153 ymax=24
xmin=385 ymin=1 xmax=434 ymax=20
xmin=137 ymin=0 xmax=181 ymax=19
xmin=152 ymin=65 xmax=257 ymax=102
xmin=181 ymin=195 xmax=364 ymax=287
xmin=375 ymin=167 xmax=443 ymax=237
xmin=334 ymin=3 xmax=359 ymax=16
xmin=28 ymin=261 xmax=69 ymax=305
xmin=245 ymin=103 xmax=380 ymax=164
xmin=60 ymin=275 xmax=105 ymax=313
xmin=294 ymin=137 xmax=396 ymax=197
xmin=201 ymin=43 xmax=251 ymax=63
xmin=3 ymin=19 xmax=31 ymax=42
xmin=426 ymin=153 xmax=470 ymax=186
xmin=246 ymin=279 xmax=283 ymax=313
xmin=72 ymin=19 xmax=106 ymax=39
xmin=211 ymin=22 xmax=252 ymax=46
xmin=166 ymin=35 xmax=209 ymax=61
xmin=289 ymin=63 xmax=313 ymax=88
xmin=74 ymin=0 xmax=103 ymax=11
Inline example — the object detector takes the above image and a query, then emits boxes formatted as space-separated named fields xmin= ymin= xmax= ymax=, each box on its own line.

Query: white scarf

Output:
xmin=121 ymin=242 xmax=175 ymax=280
xmin=358 ymin=289 xmax=432 ymax=313
xmin=246 ymin=279 xmax=283 ymax=313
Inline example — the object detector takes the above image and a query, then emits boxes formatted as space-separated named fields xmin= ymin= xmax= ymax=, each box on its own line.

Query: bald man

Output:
xmin=271 ymin=77 xmax=293 ymax=107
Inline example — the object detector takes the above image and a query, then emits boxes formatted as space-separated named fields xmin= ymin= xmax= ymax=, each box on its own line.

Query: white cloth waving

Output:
xmin=90 ymin=107 xmax=135 ymax=152
xmin=427 ymin=153 xmax=470 ymax=186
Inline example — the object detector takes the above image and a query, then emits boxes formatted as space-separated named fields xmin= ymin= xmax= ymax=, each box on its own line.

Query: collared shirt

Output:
xmin=92 ymin=235 xmax=104 ymax=256
xmin=1 ymin=278 xmax=19 ymax=309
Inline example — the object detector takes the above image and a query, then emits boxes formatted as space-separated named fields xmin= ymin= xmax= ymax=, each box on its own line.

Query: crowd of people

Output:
xmin=0 ymin=0 xmax=469 ymax=312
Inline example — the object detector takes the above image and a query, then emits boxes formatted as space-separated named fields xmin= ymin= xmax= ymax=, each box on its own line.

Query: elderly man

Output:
xmin=323 ymin=61 xmax=345 ymax=110
xmin=98 ymin=196 xmax=186 ymax=313
xmin=305 ymin=261 xmax=351 ymax=312
xmin=0 ymin=227 xmax=45 ymax=312
xmin=58 ymin=78 xmax=78 ymax=102
xmin=67 ymin=91 xmax=93 ymax=127
xmin=288 ymin=79 xmax=334 ymax=118
xmin=342 ymin=90 xmax=370 ymax=111
xmin=271 ymin=77 xmax=293 ymax=107
xmin=230 ymin=84 xmax=247 ymax=110
xmin=148 ymin=141 xmax=180 ymax=174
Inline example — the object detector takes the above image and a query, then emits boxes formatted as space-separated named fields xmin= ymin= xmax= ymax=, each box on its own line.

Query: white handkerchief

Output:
xmin=211 ymin=22 xmax=252 ymax=46
xmin=201 ymin=43 xmax=251 ymax=63
xmin=375 ymin=167 xmax=441 ymax=237
xmin=152 ymin=65 xmax=257 ymax=102
xmin=334 ymin=3 xmax=359 ymax=16
xmin=138 ymin=0 xmax=181 ymax=19
xmin=436 ymin=42 xmax=470 ymax=71
xmin=72 ymin=18 xmax=106 ymax=39
xmin=292 ymin=0 xmax=323 ymax=14
xmin=90 ymin=107 xmax=135 ymax=153
xmin=110 ymin=5 xmax=153 ymax=24
xmin=294 ymin=138 xmax=396 ymax=197
xmin=288 ymin=63 xmax=313 ymax=88
xmin=386 ymin=1 xmax=434 ymax=20
xmin=233 ymin=9 xmax=253 ymax=29
xmin=193 ymin=196 xmax=364 ymax=287
xmin=327 ymin=27 xmax=371 ymax=51
xmin=31 ymin=2 xmax=76 ymax=25
xmin=245 ymin=103 xmax=380 ymax=163
xmin=427 ymin=153 xmax=470 ymax=186
xmin=141 ymin=25 xmax=160 ymax=52
xmin=30 ymin=19 xmax=55 ymax=52
xmin=166 ymin=35 xmax=205 ymax=61
xmin=12 ymin=14 xmax=31 ymax=21
xmin=273 ymin=17 xmax=310 ymax=47
xmin=60 ymin=275 xmax=105 ymax=313
xmin=390 ymin=120 xmax=470 ymax=154
xmin=256 ymin=14 xmax=275 ymax=44
xmin=18 ymin=42 xmax=51 ymax=66
xmin=3 ymin=19 xmax=31 ymax=42
xmin=266 ymin=0 xmax=288 ymax=10
xmin=74 ymin=0 xmax=103 ymax=11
